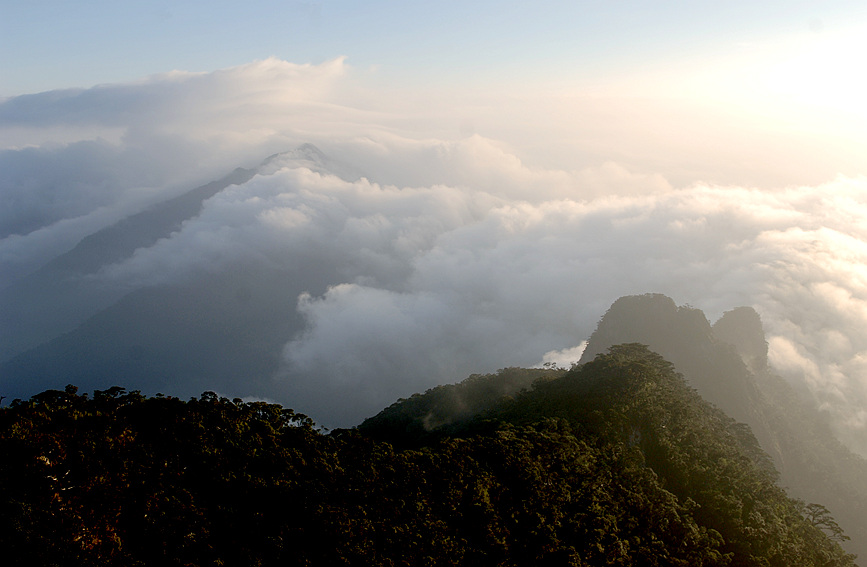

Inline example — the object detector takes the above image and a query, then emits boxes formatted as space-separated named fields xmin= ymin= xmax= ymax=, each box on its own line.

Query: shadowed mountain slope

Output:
xmin=0 ymin=144 xmax=350 ymax=365
xmin=0 ymin=144 xmax=360 ymax=404
xmin=0 ymin=166 xmax=257 ymax=363
xmin=578 ymin=293 xmax=867 ymax=559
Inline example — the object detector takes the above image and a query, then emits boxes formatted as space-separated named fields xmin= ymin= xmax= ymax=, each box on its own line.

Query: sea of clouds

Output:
xmin=2 ymin=58 xmax=866 ymax=453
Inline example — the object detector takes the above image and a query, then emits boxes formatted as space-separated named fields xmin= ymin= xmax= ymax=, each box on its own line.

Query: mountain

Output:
xmin=0 ymin=144 xmax=350 ymax=365
xmin=358 ymin=293 xmax=867 ymax=559
xmin=0 ymin=144 xmax=357 ymax=402
xmin=0 ymin=166 xmax=256 ymax=363
xmin=577 ymin=293 xmax=867 ymax=559
xmin=579 ymin=295 xmax=763 ymax=433
xmin=0 ymin=346 xmax=856 ymax=566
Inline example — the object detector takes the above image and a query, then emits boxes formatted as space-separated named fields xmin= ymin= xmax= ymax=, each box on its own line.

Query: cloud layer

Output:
xmin=2 ymin=59 xmax=867 ymax=454
xmin=93 ymin=151 xmax=867 ymax=452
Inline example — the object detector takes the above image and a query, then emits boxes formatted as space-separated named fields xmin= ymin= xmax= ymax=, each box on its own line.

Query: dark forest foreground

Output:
xmin=0 ymin=345 xmax=856 ymax=566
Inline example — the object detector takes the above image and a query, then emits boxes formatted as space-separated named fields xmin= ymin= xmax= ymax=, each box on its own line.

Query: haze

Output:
xmin=2 ymin=1 xmax=867 ymax=455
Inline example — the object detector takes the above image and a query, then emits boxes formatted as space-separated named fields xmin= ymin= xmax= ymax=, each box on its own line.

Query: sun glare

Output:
xmin=665 ymin=21 xmax=867 ymax=132
xmin=760 ymin=26 xmax=867 ymax=120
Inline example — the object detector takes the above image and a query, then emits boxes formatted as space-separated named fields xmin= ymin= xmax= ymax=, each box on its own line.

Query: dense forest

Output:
xmin=0 ymin=344 xmax=856 ymax=566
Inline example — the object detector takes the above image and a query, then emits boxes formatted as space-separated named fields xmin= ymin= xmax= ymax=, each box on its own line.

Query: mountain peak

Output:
xmin=578 ymin=293 xmax=760 ymax=431
xmin=579 ymin=293 xmax=713 ymax=365
xmin=713 ymin=306 xmax=769 ymax=375
xmin=258 ymin=143 xmax=361 ymax=181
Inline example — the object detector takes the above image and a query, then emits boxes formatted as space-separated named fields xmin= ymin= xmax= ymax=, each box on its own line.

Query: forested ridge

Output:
xmin=0 ymin=345 xmax=857 ymax=566
xmin=574 ymin=294 xmax=867 ymax=559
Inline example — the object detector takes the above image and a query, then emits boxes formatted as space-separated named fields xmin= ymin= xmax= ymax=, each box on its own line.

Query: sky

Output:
xmin=1 ymin=1 xmax=865 ymax=95
xmin=4 ymin=0 xmax=867 ymax=183
xmin=3 ymin=1 xmax=867 ymax=452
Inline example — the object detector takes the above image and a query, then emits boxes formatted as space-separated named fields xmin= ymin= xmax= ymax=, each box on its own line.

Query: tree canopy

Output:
xmin=0 ymin=346 xmax=857 ymax=566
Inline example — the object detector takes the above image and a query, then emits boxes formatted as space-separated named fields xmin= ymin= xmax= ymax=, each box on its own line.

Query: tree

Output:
xmin=804 ymin=503 xmax=850 ymax=543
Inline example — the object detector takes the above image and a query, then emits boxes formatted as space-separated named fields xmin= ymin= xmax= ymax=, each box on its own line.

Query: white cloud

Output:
xmin=539 ymin=342 xmax=588 ymax=369
xmin=270 ymin=174 xmax=867 ymax=449
xmin=75 ymin=139 xmax=867 ymax=449
xmin=2 ymin=58 xmax=867 ymax=452
xmin=0 ymin=58 xmax=363 ymax=280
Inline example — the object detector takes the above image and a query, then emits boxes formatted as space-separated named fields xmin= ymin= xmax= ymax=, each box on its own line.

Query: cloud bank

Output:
xmin=2 ymin=59 xmax=867 ymax=454
xmin=94 ymin=153 xmax=867 ymax=452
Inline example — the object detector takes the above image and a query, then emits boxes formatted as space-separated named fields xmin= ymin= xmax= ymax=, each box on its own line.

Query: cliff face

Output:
xmin=579 ymin=293 xmax=866 ymax=559
xmin=712 ymin=306 xmax=769 ymax=376
xmin=579 ymin=294 xmax=763 ymax=431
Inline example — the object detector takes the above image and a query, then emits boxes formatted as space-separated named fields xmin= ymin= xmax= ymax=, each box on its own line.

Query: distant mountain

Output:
xmin=1 ymin=345 xmax=856 ymax=566
xmin=578 ymin=293 xmax=867 ymax=559
xmin=579 ymin=295 xmax=763 ymax=432
xmin=0 ymin=144 xmax=359 ymax=402
xmin=0 ymin=166 xmax=256 ymax=362
xmin=0 ymin=144 xmax=353 ymax=365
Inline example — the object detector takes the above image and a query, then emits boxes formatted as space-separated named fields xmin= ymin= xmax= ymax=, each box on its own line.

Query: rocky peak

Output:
xmin=712 ymin=306 xmax=769 ymax=375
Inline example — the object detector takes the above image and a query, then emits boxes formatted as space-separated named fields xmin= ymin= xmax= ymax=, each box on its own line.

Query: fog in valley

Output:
xmin=3 ymin=4 xmax=867 ymax=461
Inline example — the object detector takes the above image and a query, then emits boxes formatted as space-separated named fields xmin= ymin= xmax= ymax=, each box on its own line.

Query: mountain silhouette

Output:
xmin=579 ymin=293 xmax=867 ymax=558
xmin=1 ymin=344 xmax=857 ymax=566
xmin=0 ymin=145 xmax=355 ymax=402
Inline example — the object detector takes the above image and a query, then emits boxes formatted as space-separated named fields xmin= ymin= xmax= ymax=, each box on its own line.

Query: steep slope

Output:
xmin=0 ymin=166 xmax=256 ymax=363
xmin=0 ymin=144 xmax=357 ymax=402
xmin=713 ymin=306 xmax=867 ymax=561
xmin=0 ymin=143 xmax=351 ymax=365
xmin=487 ymin=344 xmax=854 ymax=565
xmin=578 ymin=293 xmax=867 ymax=559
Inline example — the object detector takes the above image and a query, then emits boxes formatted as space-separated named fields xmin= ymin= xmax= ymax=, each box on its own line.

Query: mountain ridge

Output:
xmin=0 ymin=343 xmax=856 ymax=566
xmin=0 ymin=144 xmax=351 ymax=365
xmin=358 ymin=293 xmax=866 ymax=558
xmin=578 ymin=293 xmax=867 ymax=559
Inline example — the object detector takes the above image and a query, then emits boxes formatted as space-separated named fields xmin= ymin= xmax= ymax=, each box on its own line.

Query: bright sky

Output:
xmin=4 ymin=1 xmax=867 ymax=183
xmin=2 ymin=0 xmax=865 ymax=96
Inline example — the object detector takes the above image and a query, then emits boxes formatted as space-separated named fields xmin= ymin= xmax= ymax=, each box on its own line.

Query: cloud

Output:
xmin=0 ymin=54 xmax=855 ymax=275
xmin=273 ymin=173 xmax=867 ymax=448
xmin=0 ymin=57 xmax=349 ymax=131
xmin=0 ymin=58 xmax=362 ymax=280
xmin=539 ymin=343 xmax=588 ymax=369
xmin=90 ymin=146 xmax=867 ymax=450
xmin=2 ymin=58 xmax=867 ymax=454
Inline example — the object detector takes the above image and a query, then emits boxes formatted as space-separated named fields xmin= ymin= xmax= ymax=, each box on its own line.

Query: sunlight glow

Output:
xmin=759 ymin=26 xmax=867 ymax=119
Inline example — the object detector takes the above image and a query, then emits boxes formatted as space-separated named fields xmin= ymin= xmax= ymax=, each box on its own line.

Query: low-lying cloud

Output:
xmin=2 ymin=58 xmax=867 ymax=454
xmin=95 ymin=154 xmax=867 ymax=452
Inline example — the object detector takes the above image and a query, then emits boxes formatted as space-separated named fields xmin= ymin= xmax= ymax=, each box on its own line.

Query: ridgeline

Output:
xmin=1 ymin=342 xmax=856 ymax=566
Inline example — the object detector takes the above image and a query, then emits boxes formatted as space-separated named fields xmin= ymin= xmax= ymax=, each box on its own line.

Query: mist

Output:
xmin=1 ymin=58 xmax=866 ymax=456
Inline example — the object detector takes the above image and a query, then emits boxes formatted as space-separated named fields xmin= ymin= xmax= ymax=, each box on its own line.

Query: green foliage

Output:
xmin=359 ymin=366 xmax=565 ymax=445
xmin=0 ymin=347 xmax=857 ymax=566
